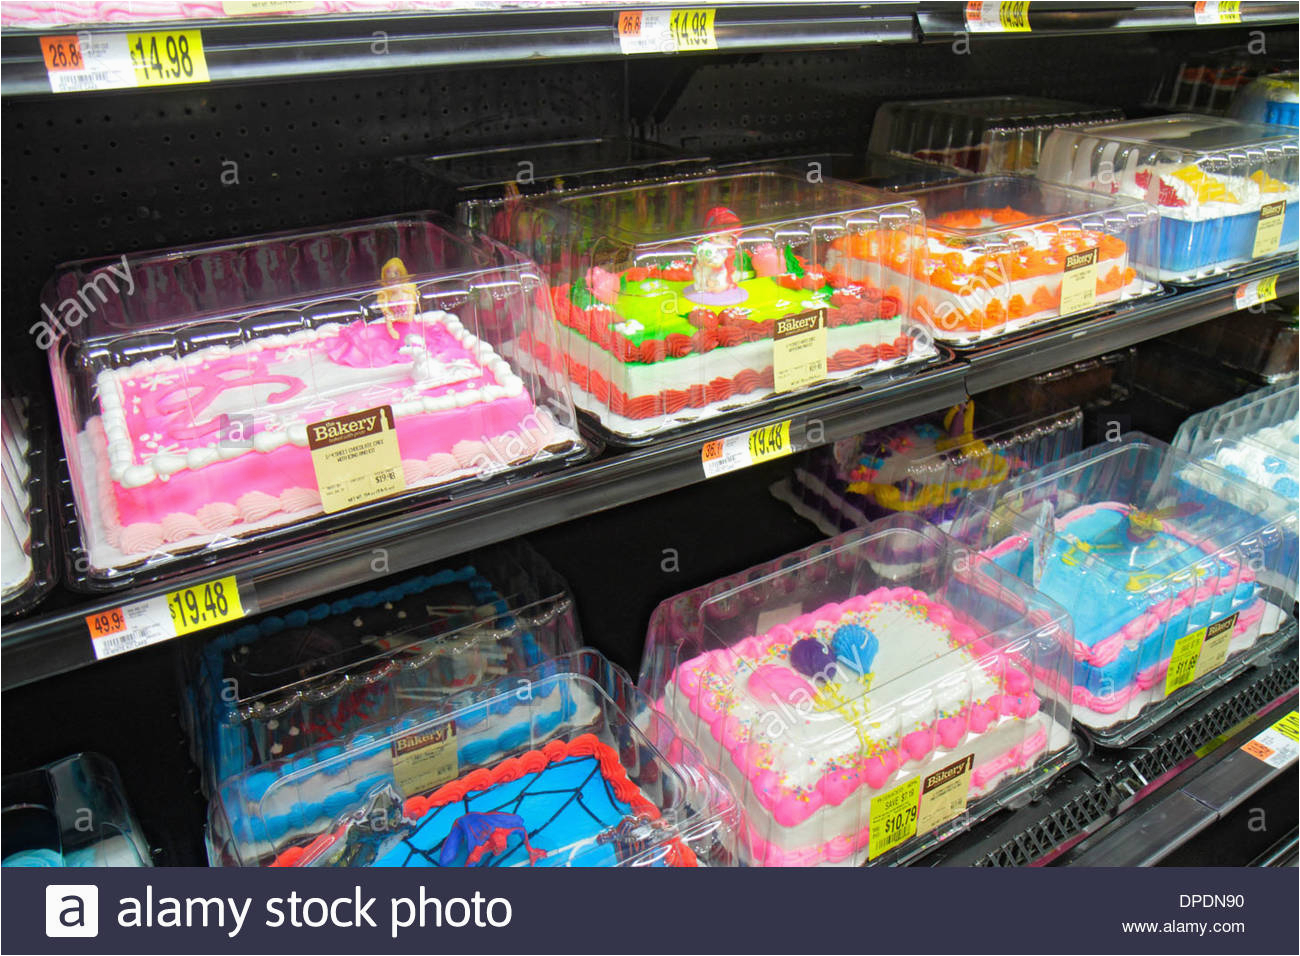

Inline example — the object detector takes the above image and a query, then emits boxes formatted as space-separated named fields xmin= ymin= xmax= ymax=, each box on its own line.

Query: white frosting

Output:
xmin=97 ymin=311 xmax=526 ymax=489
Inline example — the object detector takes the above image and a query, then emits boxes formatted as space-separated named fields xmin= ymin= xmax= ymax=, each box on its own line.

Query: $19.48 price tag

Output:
xmin=702 ymin=420 xmax=792 ymax=479
xmin=86 ymin=575 xmax=245 ymax=660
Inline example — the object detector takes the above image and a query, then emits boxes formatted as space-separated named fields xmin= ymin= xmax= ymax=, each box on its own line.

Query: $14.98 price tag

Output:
xmin=965 ymin=1 xmax=1030 ymax=32
xmin=86 ymin=575 xmax=246 ymax=660
xmin=618 ymin=8 xmax=716 ymax=54
xmin=40 ymin=29 xmax=208 ymax=93
xmin=701 ymin=420 xmax=792 ymax=479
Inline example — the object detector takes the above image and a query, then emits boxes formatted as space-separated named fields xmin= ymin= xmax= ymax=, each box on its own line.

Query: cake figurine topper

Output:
xmin=376 ymin=257 xmax=420 ymax=339
xmin=685 ymin=206 xmax=749 ymax=306
xmin=439 ymin=811 xmax=548 ymax=866
xmin=1125 ymin=502 xmax=1202 ymax=544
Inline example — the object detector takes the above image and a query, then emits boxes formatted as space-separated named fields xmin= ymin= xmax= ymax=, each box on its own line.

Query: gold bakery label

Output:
xmin=1165 ymin=612 xmax=1238 ymax=696
xmin=868 ymin=775 xmax=920 ymax=860
xmin=915 ymin=754 xmax=975 ymax=836
xmin=1059 ymin=247 xmax=1099 ymax=317
xmin=392 ymin=723 xmax=459 ymax=796
xmin=773 ymin=308 xmax=828 ymax=393
xmin=308 ymin=405 xmax=406 ymax=514
xmin=1252 ymin=201 xmax=1287 ymax=259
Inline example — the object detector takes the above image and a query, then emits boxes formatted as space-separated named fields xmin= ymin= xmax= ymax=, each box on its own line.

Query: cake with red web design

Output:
xmin=509 ymin=170 xmax=935 ymax=440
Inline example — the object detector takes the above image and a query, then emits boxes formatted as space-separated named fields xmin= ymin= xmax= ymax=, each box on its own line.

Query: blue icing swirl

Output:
xmin=831 ymin=623 xmax=878 ymax=674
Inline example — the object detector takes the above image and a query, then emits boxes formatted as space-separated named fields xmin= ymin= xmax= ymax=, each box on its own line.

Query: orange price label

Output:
xmin=1241 ymin=739 xmax=1275 ymax=762
xmin=84 ymin=607 xmax=127 ymax=639
xmin=701 ymin=439 xmax=724 ymax=462
xmin=41 ymin=35 xmax=84 ymax=71
xmin=618 ymin=10 xmax=643 ymax=34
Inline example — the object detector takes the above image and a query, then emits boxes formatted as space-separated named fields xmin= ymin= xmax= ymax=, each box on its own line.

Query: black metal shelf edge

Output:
xmin=0 ymin=3 xmax=917 ymax=97
xmin=963 ymin=265 xmax=1299 ymax=393
xmin=917 ymin=0 xmax=1298 ymax=40
xmin=3 ymin=265 xmax=1296 ymax=689
xmin=924 ymin=632 xmax=1299 ymax=867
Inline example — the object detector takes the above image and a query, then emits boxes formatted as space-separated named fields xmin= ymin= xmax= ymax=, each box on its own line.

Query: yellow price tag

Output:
xmin=668 ymin=8 xmax=717 ymax=50
xmin=127 ymin=30 xmax=209 ymax=86
xmin=966 ymin=1 xmax=1030 ymax=32
xmin=1165 ymin=613 xmax=1237 ymax=696
xmin=1195 ymin=1 xmax=1241 ymax=24
xmin=746 ymin=420 xmax=791 ymax=465
xmin=868 ymin=775 xmax=920 ymax=860
xmin=166 ymin=575 xmax=244 ymax=637
xmin=1272 ymin=710 xmax=1299 ymax=743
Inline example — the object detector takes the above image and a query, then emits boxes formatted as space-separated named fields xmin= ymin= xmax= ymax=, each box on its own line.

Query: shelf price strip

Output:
xmin=1194 ymin=1 xmax=1241 ymax=25
xmin=618 ymin=8 xmax=716 ymax=54
xmin=86 ymin=575 xmax=245 ymax=660
xmin=965 ymin=1 xmax=1030 ymax=32
xmin=1240 ymin=710 xmax=1298 ymax=770
xmin=40 ymin=29 xmax=208 ymax=93
xmin=701 ymin=419 xmax=792 ymax=479
xmin=1233 ymin=274 xmax=1279 ymax=311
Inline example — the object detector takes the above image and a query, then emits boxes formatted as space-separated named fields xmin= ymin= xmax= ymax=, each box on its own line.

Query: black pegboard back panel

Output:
xmin=1 ymin=60 xmax=623 ymax=358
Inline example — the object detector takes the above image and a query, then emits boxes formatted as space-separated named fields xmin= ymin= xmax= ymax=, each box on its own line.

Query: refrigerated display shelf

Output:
xmin=4 ymin=2 xmax=1295 ymax=99
xmin=916 ymin=1 xmax=1299 ymax=40
xmin=923 ymin=632 xmax=1299 ymax=867
xmin=2 ymin=265 xmax=1295 ymax=690
xmin=0 ymin=3 xmax=918 ymax=97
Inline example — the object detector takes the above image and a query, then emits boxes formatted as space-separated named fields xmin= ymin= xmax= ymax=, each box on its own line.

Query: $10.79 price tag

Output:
xmin=701 ymin=420 xmax=792 ymax=479
xmin=868 ymin=776 xmax=920 ymax=860
xmin=87 ymin=575 xmax=245 ymax=660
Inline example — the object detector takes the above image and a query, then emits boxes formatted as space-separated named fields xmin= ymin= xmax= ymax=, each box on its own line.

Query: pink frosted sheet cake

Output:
xmin=662 ymin=587 xmax=1060 ymax=866
xmin=80 ymin=309 xmax=567 ymax=558
xmin=47 ymin=218 xmax=583 ymax=578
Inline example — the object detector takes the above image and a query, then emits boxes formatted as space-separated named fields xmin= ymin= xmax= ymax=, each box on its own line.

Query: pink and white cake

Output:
xmin=70 ymin=306 xmax=576 ymax=569
xmin=47 ymin=218 xmax=585 ymax=580
xmin=661 ymin=587 xmax=1069 ymax=866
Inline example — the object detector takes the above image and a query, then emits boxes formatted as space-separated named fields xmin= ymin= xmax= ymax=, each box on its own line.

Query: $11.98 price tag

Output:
xmin=701 ymin=420 xmax=792 ymax=479
xmin=86 ymin=575 xmax=245 ymax=660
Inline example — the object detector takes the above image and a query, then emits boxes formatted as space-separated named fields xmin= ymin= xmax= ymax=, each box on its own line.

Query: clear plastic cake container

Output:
xmin=181 ymin=541 xmax=581 ymax=795
xmin=896 ymin=176 xmax=1158 ymax=345
xmin=502 ymin=168 xmax=937 ymax=442
xmin=401 ymin=137 xmax=714 ymax=236
xmin=1231 ymin=72 xmax=1300 ymax=129
xmin=854 ymin=153 xmax=975 ymax=193
xmin=868 ymin=95 xmax=1124 ymax=175
xmin=43 ymin=213 xmax=586 ymax=588
xmin=639 ymin=513 xmax=1080 ymax=867
xmin=788 ymin=402 xmax=1084 ymax=534
xmin=206 ymin=649 xmax=741 ymax=868
xmin=1036 ymin=114 xmax=1300 ymax=283
xmin=1172 ymin=381 xmax=1299 ymax=602
xmin=953 ymin=434 xmax=1297 ymax=748
xmin=1 ymin=386 xmax=57 ymax=616
xmin=3 ymin=753 xmax=151 ymax=867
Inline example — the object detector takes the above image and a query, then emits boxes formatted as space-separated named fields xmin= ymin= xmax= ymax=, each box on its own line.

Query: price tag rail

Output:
xmin=1 ymin=5 xmax=919 ymax=96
